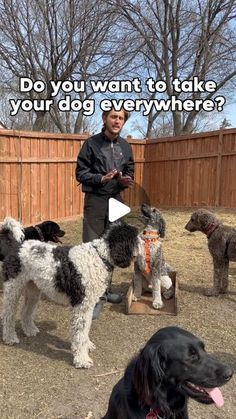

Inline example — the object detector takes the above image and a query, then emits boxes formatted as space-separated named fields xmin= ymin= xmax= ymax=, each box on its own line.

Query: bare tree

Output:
xmin=109 ymin=0 xmax=236 ymax=136
xmin=0 ymin=0 xmax=135 ymax=133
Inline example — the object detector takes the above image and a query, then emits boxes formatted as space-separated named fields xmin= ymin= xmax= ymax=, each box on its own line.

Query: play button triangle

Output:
xmin=108 ymin=198 xmax=130 ymax=222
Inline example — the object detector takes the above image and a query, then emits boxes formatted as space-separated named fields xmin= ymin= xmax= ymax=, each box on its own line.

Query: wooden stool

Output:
xmin=126 ymin=271 xmax=178 ymax=316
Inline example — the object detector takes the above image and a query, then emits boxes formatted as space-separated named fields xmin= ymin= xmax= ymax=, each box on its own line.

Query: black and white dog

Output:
xmin=102 ymin=326 xmax=233 ymax=418
xmin=1 ymin=218 xmax=141 ymax=368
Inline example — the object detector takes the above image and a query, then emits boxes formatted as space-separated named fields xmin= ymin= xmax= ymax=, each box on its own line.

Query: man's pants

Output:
xmin=82 ymin=193 xmax=122 ymax=243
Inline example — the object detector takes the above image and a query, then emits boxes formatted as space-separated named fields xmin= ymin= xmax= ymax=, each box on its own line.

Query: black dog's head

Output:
xmin=141 ymin=203 xmax=166 ymax=238
xmin=104 ymin=222 xmax=140 ymax=268
xmin=185 ymin=209 xmax=219 ymax=234
xmin=133 ymin=327 xmax=233 ymax=412
xmin=38 ymin=221 xmax=65 ymax=243
xmin=25 ymin=221 xmax=65 ymax=243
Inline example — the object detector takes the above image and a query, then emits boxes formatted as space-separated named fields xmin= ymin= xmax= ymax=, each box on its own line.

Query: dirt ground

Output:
xmin=0 ymin=209 xmax=235 ymax=419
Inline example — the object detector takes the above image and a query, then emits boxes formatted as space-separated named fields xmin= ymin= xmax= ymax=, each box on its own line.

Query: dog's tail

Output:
xmin=0 ymin=217 xmax=25 ymax=243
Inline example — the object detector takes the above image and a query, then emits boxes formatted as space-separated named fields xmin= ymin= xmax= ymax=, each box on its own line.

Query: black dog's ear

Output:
xmin=159 ymin=216 xmax=166 ymax=238
xmin=133 ymin=343 xmax=166 ymax=404
xmin=106 ymin=223 xmax=138 ymax=268
xmin=38 ymin=221 xmax=65 ymax=241
xmin=36 ymin=222 xmax=49 ymax=238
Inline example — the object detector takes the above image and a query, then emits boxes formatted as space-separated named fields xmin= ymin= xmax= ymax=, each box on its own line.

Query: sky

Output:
xmin=224 ymin=102 xmax=236 ymax=127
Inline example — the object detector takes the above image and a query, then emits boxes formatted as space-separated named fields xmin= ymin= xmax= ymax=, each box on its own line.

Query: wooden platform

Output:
xmin=229 ymin=264 xmax=236 ymax=277
xmin=126 ymin=273 xmax=178 ymax=316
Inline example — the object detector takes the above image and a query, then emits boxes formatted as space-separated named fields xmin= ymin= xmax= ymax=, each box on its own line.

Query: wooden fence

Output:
xmin=143 ymin=129 xmax=236 ymax=208
xmin=0 ymin=128 xmax=236 ymax=224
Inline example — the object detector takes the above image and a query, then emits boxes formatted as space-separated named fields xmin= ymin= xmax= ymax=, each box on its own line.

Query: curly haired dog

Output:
xmin=1 ymin=218 xmax=140 ymax=368
xmin=0 ymin=219 xmax=65 ymax=284
xmin=132 ymin=204 xmax=174 ymax=309
xmin=102 ymin=326 xmax=233 ymax=419
xmin=185 ymin=209 xmax=236 ymax=296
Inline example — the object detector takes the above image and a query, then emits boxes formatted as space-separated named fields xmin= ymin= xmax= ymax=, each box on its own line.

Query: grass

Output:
xmin=0 ymin=208 xmax=235 ymax=418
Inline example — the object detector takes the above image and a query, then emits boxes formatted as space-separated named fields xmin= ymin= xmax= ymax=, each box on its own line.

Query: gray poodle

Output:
xmin=133 ymin=204 xmax=174 ymax=309
xmin=185 ymin=209 xmax=236 ymax=296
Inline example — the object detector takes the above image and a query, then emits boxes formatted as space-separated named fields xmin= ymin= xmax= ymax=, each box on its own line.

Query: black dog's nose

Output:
xmin=223 ymin=367 xmax=234 ymax=382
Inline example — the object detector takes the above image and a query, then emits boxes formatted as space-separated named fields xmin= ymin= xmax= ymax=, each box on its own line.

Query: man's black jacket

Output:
xmin=75 ymin=132 xmax=134 ymax=195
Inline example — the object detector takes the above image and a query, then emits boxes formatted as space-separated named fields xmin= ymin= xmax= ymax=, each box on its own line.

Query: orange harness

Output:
xmin=142 ymin=230 xmax=159 ymax=275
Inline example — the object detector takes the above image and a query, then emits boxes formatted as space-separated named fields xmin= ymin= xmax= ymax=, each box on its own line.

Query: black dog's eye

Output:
xmin=189 ymin=346 xmax=199 ymax=361
xmin=199 ymin=341 xmax=205 ymax=351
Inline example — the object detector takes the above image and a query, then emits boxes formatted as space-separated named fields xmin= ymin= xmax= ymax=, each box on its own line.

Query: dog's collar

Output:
xmin=92 ymin=244 xmax=114 ymax=272
xmin=143 ymin=230 xmax=159 ymax=239
xmin=205 ymin=223 xmax=219 ymax=238
xmin=34 ymin=225 xmax=45 ymax=242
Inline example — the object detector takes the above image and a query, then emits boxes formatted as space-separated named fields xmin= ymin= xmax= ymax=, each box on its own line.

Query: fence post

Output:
xmin=215 ymin=129 xmax=223 ymax=207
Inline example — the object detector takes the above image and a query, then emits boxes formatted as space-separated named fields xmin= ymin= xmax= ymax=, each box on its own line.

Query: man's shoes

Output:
xmin=92 ymin=293 xmax=122 ymax=319
xmin=106 ymin=292 xmax=122 ymax=304
xmin=92 ymin=298 xmax=106 ymax=320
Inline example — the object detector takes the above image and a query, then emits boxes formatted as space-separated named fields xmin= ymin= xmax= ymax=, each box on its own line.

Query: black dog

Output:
xmin=0 ymin=219 xmax=65 ymax=262
xmin=24 ymin=221 xmax=65 ymax=243
xmin=102 ymin=327 xmax=233 ymax=419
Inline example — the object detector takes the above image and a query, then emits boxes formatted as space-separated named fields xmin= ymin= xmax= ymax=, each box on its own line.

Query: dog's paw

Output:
xmin=132 ymin=295 xmax=141 ymax=302
xmin=3 ymin=334 xmax=20 ymax=345
xmin=204 ymin=288 xmax=220 ymax=297
xmin=152 ymin=300 xmax=164 ymax=309
xmin=88 ymin=340 xmax=96 ymax=352
xmin=22 ymin=324 xmax=40 ymax=337
xmin=73 ymin=355 xmax=94 ymax=369
xmin=161 ymin=275 xmax=172 ymax=289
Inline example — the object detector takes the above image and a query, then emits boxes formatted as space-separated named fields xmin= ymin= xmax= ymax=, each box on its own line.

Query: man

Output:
xmin=75 ymin=107 xmax=134 ymax=318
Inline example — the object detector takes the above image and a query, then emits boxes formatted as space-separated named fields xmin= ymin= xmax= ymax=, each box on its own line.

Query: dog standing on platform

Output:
xmin=132 ymin=204 xmax=174 ymax=309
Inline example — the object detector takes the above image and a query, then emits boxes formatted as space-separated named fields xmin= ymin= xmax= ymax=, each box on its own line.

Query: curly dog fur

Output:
xmin=102 ymin=326 xmax=233 ymax=419
xmin=185 ymin=209 xmax=236 ymax=296
xmin=132 ymin=204 xmax=174 ymax=309
xmin=0 ymin=218 xmax=65 ymax=284
xmin=1 ymin=218 xmax=140 ymax=368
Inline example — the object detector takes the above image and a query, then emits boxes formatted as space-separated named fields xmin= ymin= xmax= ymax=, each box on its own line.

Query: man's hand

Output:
xmin=117 ymin=173 xmax=134 ymax=187
xmin=101 ymin=169 xmax=118 ymax=183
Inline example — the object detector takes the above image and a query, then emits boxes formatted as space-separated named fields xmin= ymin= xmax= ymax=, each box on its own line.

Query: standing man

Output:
xmin=75 ymin=107 xmax=134 ymax=318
